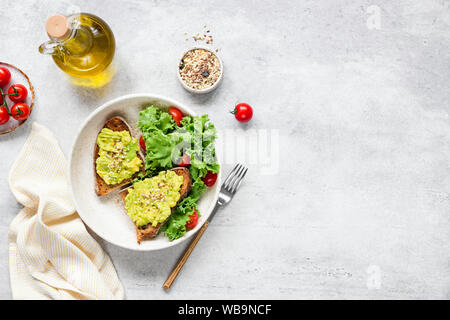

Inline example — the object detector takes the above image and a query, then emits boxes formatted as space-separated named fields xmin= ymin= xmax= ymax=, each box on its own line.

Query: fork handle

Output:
xmin=163 ymin=221 xmax=210 ymax=290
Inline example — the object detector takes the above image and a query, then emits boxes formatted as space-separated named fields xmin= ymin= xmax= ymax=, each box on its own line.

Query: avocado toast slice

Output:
xmin=120 ymin=167 xmax=192 ymax=243
xmin=94 ymin=116 xmax=145 ymax=196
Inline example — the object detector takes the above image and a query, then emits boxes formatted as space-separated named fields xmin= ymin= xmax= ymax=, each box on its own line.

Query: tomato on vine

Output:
xmin=8 ymin=84 xmax=28 ymax=102
xmin=0 ymin=106 xmax=9 ymax=124
xmin=10 ymin=103 xmax=30 ymax=121
xmin=0 ymin=67 xmax=11 ymax=87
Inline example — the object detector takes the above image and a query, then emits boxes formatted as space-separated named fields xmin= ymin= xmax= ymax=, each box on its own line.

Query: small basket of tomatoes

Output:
xmin=0 ymin=62 xmax=35 ymax=134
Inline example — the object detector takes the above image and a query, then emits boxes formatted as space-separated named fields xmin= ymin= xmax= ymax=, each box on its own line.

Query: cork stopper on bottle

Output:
xmin=46 ymin=14 xmax=70 ymax=40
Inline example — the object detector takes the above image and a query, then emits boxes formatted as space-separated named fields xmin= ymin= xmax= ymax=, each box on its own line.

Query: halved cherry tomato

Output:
xmin=0 ymin=67 xmax=11 ymax=87
xmin=169 ymin=107 xmax=183 ymax=126
xmin=139 ymin=135 xmax=146 ymax=151
xmin=10 ymin=103 xmax=30 ymax=121
xmin=185 ymin=210 xmax=198 ymax=229
xmin=231 ymin=103 xmax=253 ymax=122
xmin=0 ymin=106 xmax=9 ymax=124
xmin=178 ymin=154 xmax=191 ymax=167
xmin=202 ymin=171 xmax=218 ymax=187
xmin=8 ymin=84 xmax=28 ymax=102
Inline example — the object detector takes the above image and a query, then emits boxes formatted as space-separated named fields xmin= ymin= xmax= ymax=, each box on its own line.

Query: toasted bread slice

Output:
xmin=94 ymin=116 xmax=145 ymax=196
xmin=120 ymin=167 xmax=192 ymax=243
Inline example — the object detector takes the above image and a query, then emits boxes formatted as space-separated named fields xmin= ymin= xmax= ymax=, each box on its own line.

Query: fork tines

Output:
xmin=222 ymin=163 xmax=248 ymax=194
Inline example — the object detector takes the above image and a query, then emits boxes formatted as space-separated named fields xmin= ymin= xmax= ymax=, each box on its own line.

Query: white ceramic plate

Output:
xmin=69 ymin=93 xmax=221 ymax=251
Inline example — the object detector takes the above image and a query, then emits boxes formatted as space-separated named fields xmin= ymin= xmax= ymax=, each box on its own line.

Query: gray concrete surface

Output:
xmin=1 ymin=0 xmax=450 ymax=299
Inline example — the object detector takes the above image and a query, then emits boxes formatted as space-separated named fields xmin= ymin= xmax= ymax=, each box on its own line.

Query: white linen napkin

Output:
xmin=8 ymin=122 xmax=124 ymax=300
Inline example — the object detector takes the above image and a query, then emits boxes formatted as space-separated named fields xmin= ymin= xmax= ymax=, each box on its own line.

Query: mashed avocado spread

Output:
xmin=125 ymin=171 xmax=184 ymax=227
xmin=96 ymin=128 xmax=142 ymax=185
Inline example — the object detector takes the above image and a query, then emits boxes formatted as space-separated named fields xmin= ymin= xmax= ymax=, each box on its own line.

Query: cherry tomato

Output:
xmin=0 ymin=67 xmax=11 ymax=87
xmin=10 ymin=103 xmax=30 ymax=121
xmin=185 ymin=210 xmax=198 ymax=229
xmin=169 ymin=107 xmax=183 ymax=126
xmin=0 ymin=106 xmax=10 ymax=124
xmin=178 ymin=154 xmax=191 ymax=167
xmin=232 ymin=103 xmax=253 ymax=122
xmin=0 ymin=93 xmax=3 ymax=105
xmin=139 ymin=135 xmax=146 ymax=151
xmin=202 ymin=171 xmax=218 ymax=187
xmin=8 ymin=84 xmax=28 ymax=102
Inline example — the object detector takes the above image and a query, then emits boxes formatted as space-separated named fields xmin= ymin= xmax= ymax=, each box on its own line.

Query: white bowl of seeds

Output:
xmin=178 ymin=47 xmax=223 ymax=94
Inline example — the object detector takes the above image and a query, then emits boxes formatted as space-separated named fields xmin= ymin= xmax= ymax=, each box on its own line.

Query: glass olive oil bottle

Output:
xmin=39 ymin=13 xmax=116 ymax=88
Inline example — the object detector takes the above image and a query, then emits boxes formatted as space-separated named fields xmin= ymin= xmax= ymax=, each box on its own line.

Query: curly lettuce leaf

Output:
xmin=137 ymin=105 xmax=175 ymax=135
xmin=160 ymin=210 xmax=191 ymax=241
xmin=178 ymin=115 xmax=219 ymax=180
xmin=144 ymin=130 xmax=181 ymax=170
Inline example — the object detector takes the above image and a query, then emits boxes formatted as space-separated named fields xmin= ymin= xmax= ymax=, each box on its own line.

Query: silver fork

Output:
xmin=163 ymin=163 xmax=248 ymax=290
xmin=208 ymin=163 xmax=248 ymax=221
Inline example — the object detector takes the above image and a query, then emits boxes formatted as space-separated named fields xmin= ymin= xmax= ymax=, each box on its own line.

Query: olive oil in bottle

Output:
xmin=39 ymin=13 xmax=116 ymax=88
